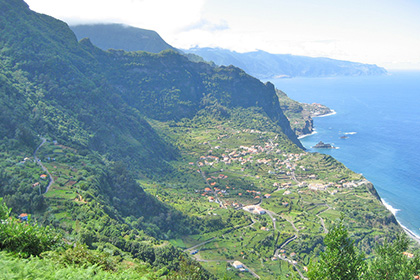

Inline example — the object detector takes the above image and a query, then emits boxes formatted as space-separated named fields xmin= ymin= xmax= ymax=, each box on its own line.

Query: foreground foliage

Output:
xmin=0 ymin=198 xmax=214 ymax=279
xmin=0 ymin=198 xmax=61 ymax=257
xmin=308 ymin=219 xmax=366 ymax=280
xmin=365 ymin=235 xmax=420 ymax=279
xmin=0 ymin=251 xmax=154 ymax=280
xmin=308 ymin=219 xmax=420 ymax=280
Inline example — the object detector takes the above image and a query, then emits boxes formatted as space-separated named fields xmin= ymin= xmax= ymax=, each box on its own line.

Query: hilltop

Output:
xmin=70 ymin=23 xmax=178 ymax=53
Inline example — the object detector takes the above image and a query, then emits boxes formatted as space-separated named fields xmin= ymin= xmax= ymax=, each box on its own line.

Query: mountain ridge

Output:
xmin=68 ymin=23 xmax=386 ymax=79
xmin=71 ymin=23 xmax=178 ymax=53
xmin=185 ymin=47 xmax=388 ymax=79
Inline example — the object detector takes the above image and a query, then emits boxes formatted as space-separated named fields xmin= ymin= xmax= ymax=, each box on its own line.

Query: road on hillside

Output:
xmin=34 ymin=137 xmax=54 ymax=193
xmin=316 ymin=205 xmax=331 ymax=234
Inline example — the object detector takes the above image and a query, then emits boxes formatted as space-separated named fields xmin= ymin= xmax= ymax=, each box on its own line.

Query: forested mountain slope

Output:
xmin=0 ymin=0 xmax=410 ymax=279
xmin=71 ymin=23 xmax=177 ymax=53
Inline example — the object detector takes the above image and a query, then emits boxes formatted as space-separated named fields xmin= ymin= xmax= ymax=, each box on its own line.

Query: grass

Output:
xmin=168 ymin=238 xmax=186 ymax=249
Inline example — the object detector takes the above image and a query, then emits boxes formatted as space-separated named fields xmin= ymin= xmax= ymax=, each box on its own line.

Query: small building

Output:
xmin=253 ymin=206 xmax=266 ymax=215
xmin=343 ymin=182 xmax=357 ymax=188
xmin=18 ymin=213 xmax=28 ymax=222
xmin=232 ymin=261 xmax=244 ymax=269
xmin=40 ymin=174 xmax=48 ymax=180
xmin=308 ymin=183 xmax=328 ymax=191
xmin=403 ymin=252 xmax=414 ymax=258
xmin=264 ymin=194 xmax=271 ymax=198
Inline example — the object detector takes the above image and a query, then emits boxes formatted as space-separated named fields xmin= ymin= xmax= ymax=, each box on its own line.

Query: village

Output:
xmin=12 ymin=129 xmax=372 ymax=279
xmin=195 ymin=130 xmax=368 ymax=209
xmin=178 ymin=127 xmax=371 ymax=278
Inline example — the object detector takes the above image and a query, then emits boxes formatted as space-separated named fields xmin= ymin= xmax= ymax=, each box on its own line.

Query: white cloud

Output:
xmin=181 ymin=19 xmax=229 ymax=32
xmin=25 ymin=0 xmax=420 ymax=69
xmin=26 ymin=0 xmax=206 ymax=33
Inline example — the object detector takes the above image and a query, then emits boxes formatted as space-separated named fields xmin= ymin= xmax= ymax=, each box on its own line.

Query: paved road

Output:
xmin=184 ymin=237 xmax=217 ymax=252
xmin=266 ymin=210 xmax=277 ymax=231
xmin=281 ymin=214 xmax=299 ymax=233
xmin=34 ymin=137 xmax=54 ymax=193
xmin=316 ymin=205 xmax=331 ymax=234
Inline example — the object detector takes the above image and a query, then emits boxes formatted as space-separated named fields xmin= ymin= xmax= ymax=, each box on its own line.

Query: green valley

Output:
xmin=0 ymin=0 xmax=419 ymax=279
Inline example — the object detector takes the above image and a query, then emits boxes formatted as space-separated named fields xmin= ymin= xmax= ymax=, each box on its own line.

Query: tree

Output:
xmin=0 ymin=198 xmax=62 ymax=257
xmin=0 ymin=197 xmax=11 ymax=219
xmin=308 ymin=218 xmax=366 ymax=280
xmin=366 ymin=234 xmax=420 ymax=279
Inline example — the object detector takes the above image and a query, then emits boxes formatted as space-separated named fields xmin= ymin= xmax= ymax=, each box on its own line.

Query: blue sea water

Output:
xmin=270 ymin=71 xmax=420 ymax=237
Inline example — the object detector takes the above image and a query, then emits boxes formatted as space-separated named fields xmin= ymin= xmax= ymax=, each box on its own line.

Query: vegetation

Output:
xmin=0 ymin=0 xmax=417 ymax=279
xmin=308 ymin=218 xmax=366 ymax=279
xmin=70 ymin=23 xmax=178 ymax=53
xmin=308 ymin=219 xmax=420 ymax=280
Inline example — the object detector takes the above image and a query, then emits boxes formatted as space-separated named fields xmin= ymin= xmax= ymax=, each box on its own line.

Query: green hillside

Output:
xmin=0 ymin=0 xmax=416 ymax=279
xmin=71 ymin=23 xmax=178 ymax=53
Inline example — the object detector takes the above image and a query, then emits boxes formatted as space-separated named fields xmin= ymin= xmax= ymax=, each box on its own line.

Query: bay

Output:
xmin=270 ymin=71 xmax=420 ymax=237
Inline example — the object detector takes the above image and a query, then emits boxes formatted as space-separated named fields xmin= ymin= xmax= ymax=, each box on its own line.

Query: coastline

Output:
xmin=401 ymin=224 xmax=420 ymax=245
xmin=297 ymin=110 xmax=336 ymax=139
xmin=299 ymin=108 xmax=420 ymax=245
xmin=313 ymin=109 xmax=337 ymax=118
xmin=298 ymin=130 xmax=317 ymax=139
xmin=381 ymin=199 xmax=420 ymax=244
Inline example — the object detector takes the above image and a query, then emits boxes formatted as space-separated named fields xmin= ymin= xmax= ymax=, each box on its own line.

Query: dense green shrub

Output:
xmin=0 ymin=199 xmax=62 ymax=257
xmin=0 ymin=251 xmax=156 ymax=280
xmin=42 ymin=244 xmax=119 ymax=271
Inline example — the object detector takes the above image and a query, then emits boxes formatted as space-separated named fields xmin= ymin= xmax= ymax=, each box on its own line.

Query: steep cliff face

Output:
xmin=294 ymin=118 xmax=314 ymax=137
xmin=82 ymin=46 xmax=304 ymax=149
xmin=0 ymin=0 xmax=303 ymax=169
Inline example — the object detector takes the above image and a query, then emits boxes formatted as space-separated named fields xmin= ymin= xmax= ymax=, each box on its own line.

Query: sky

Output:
xmin=25 ymin=0 xmax=420 ymax=69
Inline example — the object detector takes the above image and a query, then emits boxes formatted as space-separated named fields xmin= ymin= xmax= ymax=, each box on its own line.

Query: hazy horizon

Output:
xmin=25 ymin=0 xmax=420 ymax=70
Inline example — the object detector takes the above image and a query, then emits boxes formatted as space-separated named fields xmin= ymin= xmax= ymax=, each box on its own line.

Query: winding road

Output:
xmin=316 ymin=205 xmax=331 ymax=234
xmin=34 ymin=137 xmax=54 ymax=193
xmin=191 ymin=144 xmax=323 ymax=279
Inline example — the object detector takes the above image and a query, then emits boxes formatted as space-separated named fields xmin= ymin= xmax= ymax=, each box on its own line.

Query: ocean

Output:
xmin=270 ymin=70 xmax=420 ymax=237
